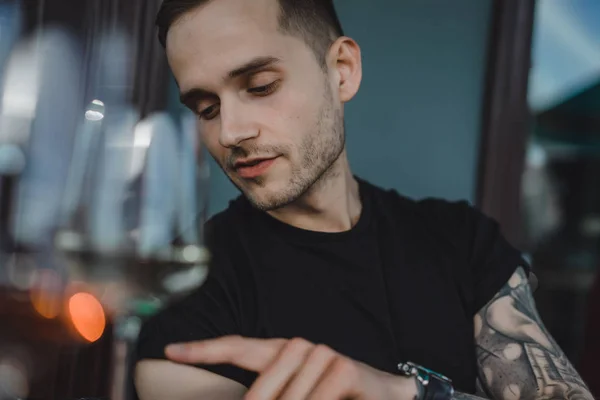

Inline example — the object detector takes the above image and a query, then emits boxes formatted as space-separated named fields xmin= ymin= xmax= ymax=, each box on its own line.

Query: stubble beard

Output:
xmin=236 ymin=86 xmax=345 ymax=212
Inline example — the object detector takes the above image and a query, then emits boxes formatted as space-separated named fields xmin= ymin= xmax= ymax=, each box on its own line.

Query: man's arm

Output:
xmin=134 ymin=359 xmax=247 ymax=400
xmin=472 ymin=267 xmax=593 ymax=400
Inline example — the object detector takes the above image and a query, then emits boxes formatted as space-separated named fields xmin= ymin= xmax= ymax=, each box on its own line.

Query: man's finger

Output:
xmin=246 ymin=338 xmax=313 ymax=400
xmin=279 ymin=344 xmax=338 ymax=400
xmin=165 ymin=336 xmax=285 ymax=372
xmin=307 ymin=357 xmax=357 ymax=400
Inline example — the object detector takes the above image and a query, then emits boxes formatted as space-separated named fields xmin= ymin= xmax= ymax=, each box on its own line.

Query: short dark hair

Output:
xmin=155 ymin=0 xmax=344 ymax=66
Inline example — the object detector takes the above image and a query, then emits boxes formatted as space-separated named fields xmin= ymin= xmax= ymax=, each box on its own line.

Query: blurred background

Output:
xmin=0 ymin=0 xmax=598 ymax=399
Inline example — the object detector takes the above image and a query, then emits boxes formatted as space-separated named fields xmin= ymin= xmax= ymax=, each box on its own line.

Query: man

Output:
xmin=134 ymin=0 xmax=593 ymax=399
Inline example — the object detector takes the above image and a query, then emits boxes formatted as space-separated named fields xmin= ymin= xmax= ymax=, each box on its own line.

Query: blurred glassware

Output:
xmin=55 ymin=107 xmax=210 ymax=321
xmin=0 ymin=18 xmax=81 ymax=400
xmin=0 ymin=3 xmax=210 ymax=398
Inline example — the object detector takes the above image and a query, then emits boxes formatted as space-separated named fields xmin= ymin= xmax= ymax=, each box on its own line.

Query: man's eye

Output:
xmin=198 ymin=104 xmax=220 ymax=121
xmin=248 ymin=80 xmax=281 ymax=96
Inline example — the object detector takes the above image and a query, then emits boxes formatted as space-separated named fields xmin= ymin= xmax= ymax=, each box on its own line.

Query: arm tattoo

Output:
xmin=474 ymin=267 xmax=593 ymax=400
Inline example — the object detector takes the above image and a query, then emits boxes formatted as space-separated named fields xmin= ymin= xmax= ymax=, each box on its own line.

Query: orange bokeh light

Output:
xmin=68 ymin=292 xmax=106 ymax=343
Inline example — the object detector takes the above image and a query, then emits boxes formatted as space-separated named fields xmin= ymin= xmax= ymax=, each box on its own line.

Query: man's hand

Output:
xmin=164 ymin=336 xmax=418 ymax=400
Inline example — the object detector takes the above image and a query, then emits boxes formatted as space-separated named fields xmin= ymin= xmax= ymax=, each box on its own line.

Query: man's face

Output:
xmin=167 ymin=0 xmax=345 ymax=211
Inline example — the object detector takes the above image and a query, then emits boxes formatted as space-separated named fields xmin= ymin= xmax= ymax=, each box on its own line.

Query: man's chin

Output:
xmin=242 ymin=187 xmax=290 ymax=212
xmin=228 ymin=171 xmax=311 ymax=211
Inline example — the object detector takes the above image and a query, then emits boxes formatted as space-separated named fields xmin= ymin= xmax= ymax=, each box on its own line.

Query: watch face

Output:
xmin=421 ymin=365 xmax=452 ymax=384
xmin=398 ymin=362 xmax=453 ymax=384
xmin=398 ymin=362 xmax=418 ymax=376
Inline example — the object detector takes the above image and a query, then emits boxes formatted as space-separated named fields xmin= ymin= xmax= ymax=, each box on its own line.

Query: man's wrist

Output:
xmin=388 ymin=375 xmax=420 ymax=400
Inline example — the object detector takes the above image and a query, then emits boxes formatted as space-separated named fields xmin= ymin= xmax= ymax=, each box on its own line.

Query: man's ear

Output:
xmin=328 ymin=37 xmax=362 ymax=103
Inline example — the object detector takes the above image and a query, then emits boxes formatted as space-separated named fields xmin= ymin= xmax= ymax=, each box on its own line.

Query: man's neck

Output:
xmin=266 ymin=151 xmax=361 ymax=233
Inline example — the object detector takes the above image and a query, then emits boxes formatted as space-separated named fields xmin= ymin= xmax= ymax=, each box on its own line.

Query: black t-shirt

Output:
xmin=135 ymin=178 xmax=527 ymax=394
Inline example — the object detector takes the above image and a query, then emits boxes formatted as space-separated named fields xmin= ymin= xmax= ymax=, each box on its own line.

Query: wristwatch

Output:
xmin=397 ymin=361 xmax=454 ymax=400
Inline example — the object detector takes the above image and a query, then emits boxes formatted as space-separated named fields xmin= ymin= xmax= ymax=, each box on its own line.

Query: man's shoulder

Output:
xmin=136 ymin=198 xmax=254 ymax=351
xmin=362 ymin=178 xmax=475 ymax=223
xmin=362 ymin=179 xmax=488 ymax=255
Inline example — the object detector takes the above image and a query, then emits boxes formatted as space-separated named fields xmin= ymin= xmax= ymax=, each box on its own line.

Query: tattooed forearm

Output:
xmin=474 ymin=267 xmax=593 ymax=400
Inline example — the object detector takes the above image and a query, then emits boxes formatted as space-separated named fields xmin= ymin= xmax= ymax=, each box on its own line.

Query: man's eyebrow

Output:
xmin=179 ymin=88 xmax=213 ymax=109
xmin=179 ymin=57 xmax=282 ymax=107
xmin=227 ymin=56 xmax=281 ymax=79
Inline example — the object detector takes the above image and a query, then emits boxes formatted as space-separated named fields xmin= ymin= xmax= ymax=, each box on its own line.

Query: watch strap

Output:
xmin=423 ymin=372 xmax=454 ymax=400
xmin=398 ymin=361 xmax=454 ymax=400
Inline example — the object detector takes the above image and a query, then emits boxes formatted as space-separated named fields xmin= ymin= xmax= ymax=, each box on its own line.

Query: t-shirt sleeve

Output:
xmin=466 ymin=204 xmax=530 ymax=314
xmin=133 ymin=268 xmax=256 ymax=389
xmin=133 ymin=219 xmax=257 ymax=390
xmin=418 ymin=199 xmax=530 ymax=316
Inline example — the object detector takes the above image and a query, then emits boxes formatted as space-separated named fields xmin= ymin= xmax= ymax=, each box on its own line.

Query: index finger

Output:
xmin=165 ymin=336 xmax=286 ymax=372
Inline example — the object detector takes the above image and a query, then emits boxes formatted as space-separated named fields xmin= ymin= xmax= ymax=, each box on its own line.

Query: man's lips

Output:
xmin=234 ymin=157 xmax=279 ymax=179
xmin=233 ymin=157 xmax=274 ymax=169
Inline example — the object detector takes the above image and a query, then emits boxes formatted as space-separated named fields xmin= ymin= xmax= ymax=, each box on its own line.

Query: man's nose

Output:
xmin=218 ymin=102 xmax=259 ymax=148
